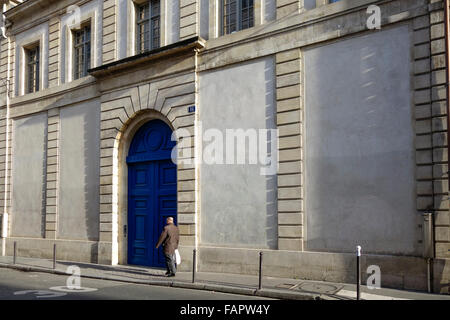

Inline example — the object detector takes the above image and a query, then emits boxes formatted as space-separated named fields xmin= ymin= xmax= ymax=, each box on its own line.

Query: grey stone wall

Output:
xmin=303 ymin=25 xmax=419 ymax=255
xmin=198 ymin=57 xmax=277 ymax=249
xmin=58 ymin=100 xmax=100 ymax=241
xmin=10 ymin=112 xmax=47 ymax=238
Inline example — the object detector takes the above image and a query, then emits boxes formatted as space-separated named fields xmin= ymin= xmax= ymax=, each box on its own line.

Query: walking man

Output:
xmin=156 ymin=217 xmax=179 ymax=277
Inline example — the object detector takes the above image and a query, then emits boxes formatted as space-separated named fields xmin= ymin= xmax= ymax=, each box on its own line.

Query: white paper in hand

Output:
xmin=175 ymin=249 xmax=181 ymax=265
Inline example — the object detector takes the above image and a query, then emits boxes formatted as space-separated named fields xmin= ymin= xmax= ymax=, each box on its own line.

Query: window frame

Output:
xmin=135 ymin=0 xmax=161 ymax=54
xmin=25 ymin=44 xmax=40 ymax=94
xmin=72 ymin=23 xmax=92 ymax=80
xmin=221 ymin=0 xmax=254 ymax=36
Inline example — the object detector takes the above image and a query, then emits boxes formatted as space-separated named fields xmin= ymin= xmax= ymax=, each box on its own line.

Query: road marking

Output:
xmin=335 ymin=289 xmax=409 ymax=300
xmin=14 ymin=290 xmax=67 ymax=299
xmin=49 ymin=286 xmax=98 ymax=293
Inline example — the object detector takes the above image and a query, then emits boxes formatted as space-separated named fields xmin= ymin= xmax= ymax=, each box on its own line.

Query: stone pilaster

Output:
xmin=180 ymin=0 xmax=198 ymax=40
xmin=0 ymin=37 xmax=7 ymax=101
xmin=102 ymin=0 xmax=116 ymax=64
xmin=275 ymin=49 xmax=303 ymax=251
xmin=427 ymin=0 xmax=450 ymax=259
xmin=48 ymin=17 xmax=60 ymax=88
xmin=276 ymin=0 xmax=302 ymax=19
xmin=45 ymin=108 xmax=59 ymax=239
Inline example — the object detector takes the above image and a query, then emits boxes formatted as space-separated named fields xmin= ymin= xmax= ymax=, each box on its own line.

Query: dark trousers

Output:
xmin=164 ymin=252 xmax=177 ymax=275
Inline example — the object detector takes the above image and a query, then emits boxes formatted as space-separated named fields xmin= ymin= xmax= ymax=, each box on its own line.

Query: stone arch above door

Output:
xmin=97 ymin=72 xmax=197 ymax=265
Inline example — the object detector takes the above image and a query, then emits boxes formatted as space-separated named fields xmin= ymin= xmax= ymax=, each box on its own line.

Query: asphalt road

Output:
xmin=0 ymin=268 xmax=273 ymax=300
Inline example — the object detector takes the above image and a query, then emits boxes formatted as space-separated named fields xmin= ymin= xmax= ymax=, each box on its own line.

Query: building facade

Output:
xmin=0 ymin=0 xmax=449 ymax=293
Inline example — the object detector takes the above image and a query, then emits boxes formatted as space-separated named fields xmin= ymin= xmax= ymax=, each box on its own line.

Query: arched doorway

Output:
xmin=127 ymin=119 xmax=177 ymax=267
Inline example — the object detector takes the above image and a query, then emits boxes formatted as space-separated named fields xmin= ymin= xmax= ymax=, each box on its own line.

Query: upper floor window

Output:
xmin=136 ymin=0 xmax=160 ymax=53
xmin=26 ymin=45 xmax=40 ymax=94
xmin=73 ymin=25 xmax=91 ymax=80
xmin=222 ymin=0 xmax=254 ymax=35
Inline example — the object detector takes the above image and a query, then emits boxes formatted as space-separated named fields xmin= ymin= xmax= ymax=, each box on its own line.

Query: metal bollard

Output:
xmin=356 ymin=245 xmax=361 ymax=300
xmin=53 ymin=243 xmax=56 ymax=270
xmin=13 ymin=241 xmax=16 ymax=265
xmin=192 ymin=249 xmax=197 ymax=283
xmin=258 ymin=251 xmax=263 ymax=290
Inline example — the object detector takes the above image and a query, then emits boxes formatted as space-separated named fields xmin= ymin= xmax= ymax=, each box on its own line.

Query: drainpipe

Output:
xmin=445 ymin=0 xmax=450 ymax=192
xmin=193 ymin=46 xmax=200 ymax=273
xmin=1 ymin=2 xmax=10 ymax=256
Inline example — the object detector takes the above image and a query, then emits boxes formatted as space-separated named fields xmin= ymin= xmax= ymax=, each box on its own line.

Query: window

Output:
xmin=26 ymin=45 xmax=40 ymax=93
xmin=136 ymin=0 xmax=160 ymax=53
xmin=73 ymin=25 xmax=91 ymax=80
xmin=222 ymin=0 xmax=254 ymax=35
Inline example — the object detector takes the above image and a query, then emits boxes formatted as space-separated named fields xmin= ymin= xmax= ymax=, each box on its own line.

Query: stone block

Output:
xmin=278 ymin=148 xmax=302 ymax=162
xmin=276 ymin=60 xmax=300 ymax=76
xmin=414 ymin=43 xmax=430 ymax=60
xmin=277 ymin=109 xmax=301 ymax=125
xmin=435 ymin=226 xmax=450 ymax=242
xmin=276 ymin=72 xmax=300 ymax=88
xmin=417 ymin=196 xmax=433 ymax=210
xmin=430 ymin=23 xmax=445 ymax=40
xmin=415 ymin=104 xmax=431 ymax=119
xmin=278 ymin=212 xmax=303 ymax=224
xmin=278 ymin=122 xmax=301 ymax=137
xmin=432 ymin=54 xmax=446 ymax=69
xmin=433 ymin=147 xmax=448 ymax=162
xmin=433 ymin=163 xmax=448 ymax=178
xmin=416 ymin=150 xmax=432 ymax=164
xmin=278 ymin=225 xmax=302 ymax=238
xmin=432 ymin=101 xmax=447 ymax=116
xmin=416 ymin=181 xmax=433 ymax=195
xmin=278 ymin=161 xmax=302 ymax=175
xmin=277 ymin=97 xmax=301 ymax=113
xmin=432 ymin=69 xmax=446 ymax=86
xmin=416 ymin=134 xmax=432 ymax=149
xmin=276 ymin=50 xmax=300 ymax=64
xmin=433 ymin=132 xmax=447 ymax=147
xmin=278 ymin=199 xmax=303 ymax=212
xmin=416 ymin=165 xmax=433 ymax=179
xmin=278 ymin=238 xmax=303 ymax=251
xmin=278 ymin=173 xmax=302 ymax=187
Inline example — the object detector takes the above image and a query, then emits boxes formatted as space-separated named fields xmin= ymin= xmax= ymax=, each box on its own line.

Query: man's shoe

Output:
xmin=167 ymin=273 xmax=175 ymax=277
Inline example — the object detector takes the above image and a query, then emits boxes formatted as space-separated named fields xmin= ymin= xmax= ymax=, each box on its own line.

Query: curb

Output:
xmin=0 ymin=262 xmax=321 ymax=300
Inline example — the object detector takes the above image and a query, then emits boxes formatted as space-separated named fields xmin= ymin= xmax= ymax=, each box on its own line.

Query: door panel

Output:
xmin=127 ymin=120 xmax=177 ymax=268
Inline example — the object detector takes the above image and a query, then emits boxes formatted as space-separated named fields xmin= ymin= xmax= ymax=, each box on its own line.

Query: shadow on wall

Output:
xmin=265 ymin=57 xmax=278 ymax=249
xmin=83 ymin=104 xmax=100 ymax=250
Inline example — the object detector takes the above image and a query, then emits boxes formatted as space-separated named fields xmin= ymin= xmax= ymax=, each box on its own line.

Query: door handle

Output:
xmin=124 ymin=225 xmax=127 ymax=237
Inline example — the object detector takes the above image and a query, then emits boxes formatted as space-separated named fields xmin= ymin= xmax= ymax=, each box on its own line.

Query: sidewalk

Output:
xmin=0 ymin=255 xmax=448 ymax=300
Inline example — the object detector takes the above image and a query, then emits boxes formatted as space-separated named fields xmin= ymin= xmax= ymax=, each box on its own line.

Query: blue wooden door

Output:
xmin=127 ymin=120 xmax=177 ymax=268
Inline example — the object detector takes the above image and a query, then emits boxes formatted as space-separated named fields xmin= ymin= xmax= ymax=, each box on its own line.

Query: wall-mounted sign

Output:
xmin=188 ymin=105 xmax=195 ymax=113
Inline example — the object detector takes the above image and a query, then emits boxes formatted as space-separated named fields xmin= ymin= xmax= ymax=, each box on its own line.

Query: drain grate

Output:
xmin=297 ymin=282 xmax=341 ymax=295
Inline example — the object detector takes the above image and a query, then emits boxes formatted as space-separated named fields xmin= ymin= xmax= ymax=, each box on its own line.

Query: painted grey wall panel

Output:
xmin=304 ymin=25 xmax=418 ymax=255
xmin=199 ymin=57 xmax=277 ymax=249
xmin=59 ymin=100 xmax=100 ymax=241
xmin=11 ymin=113 xmax=47 ymax=238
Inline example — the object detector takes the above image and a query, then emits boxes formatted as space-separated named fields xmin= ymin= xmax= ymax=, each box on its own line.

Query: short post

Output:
xmin=356 ymin=245 xmax=361 ymax=300
xmin=192 ymin=249 xmax=197 ymax=283
xmin=53 ymin=243 xmax=56 ymax=270
xmin=13 ymin=241 xmax=16 ymax=265
xmin=258 ymin=251 xmax=263 ymax=290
